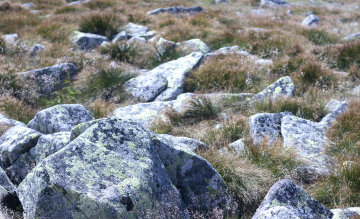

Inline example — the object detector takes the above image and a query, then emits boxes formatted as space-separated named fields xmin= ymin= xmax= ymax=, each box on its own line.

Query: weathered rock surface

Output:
xmin=22 ymin=2 xmax=35 ymax=8
xmin=331 ymin=207 xmax=360 ymax=219
xmin=70 ymin=119 xmax=106 ymax=141
xmin=252 ymin=179 xmax=333 ymax=219
xmin=0 ymin=113 xmax=26 ymax=127
xmin=204 ymin=46 xmax=250 ymax=60
xmin=156 ymin=37 xmax=177 ymax=51
xmin=249 ymin=112 xmax=293 ymax=145
xmin=30 ymin=43 xmax=44 ymax=57
xmin=319 ymin=100 xmax=348 ymax=129
xmin=112 ymin=31 xmax=128 ymax=43
xmin=147 ymin=6 xmax=204 ymax=15
xmin=20 ymin=63 xmax=78 ymax=94
xmin=220 ymin=139 xmax=245 ymax=156
xmin=301 ymin=14 xmax=321 ymax=26
xmin=125 ymin=52 xmax=203 ymax=102
xmin=18 ymin=118 xmax=189 ymax=218
xmin=0 ymin=126 xmax=42 ymax=169
xmin=28 ymin=104 xmax=94 ymax=134
xmin=260 ymin=0 xmax=290 ymax=7
xmin=67 ymin=0 xmax=91 ymax=6
xmin=343 ymin=32 xmax=360 ymax=41
xmin=0 ymin=168 xmax=21 ymax=212
xmin=6 ymin=132 xmax=71 ymax=185
xmin=281 ymin=115 xmax=329 ymax=175
xmin=2 ymin=34 xmax=18 ymax=45
xmin=153 ymin=135 xmax=235 ymax=216
xmin=72 ymin=31 xmax=108 ymax=50
xmin=177 ymin=39 xmax=211 ymax=54
xmin=121 ymin=23 xmax=156 ymax=40
xmin=158 ymin=134 xmax=208 ymax=153
xmin=252 ymin=76 xmax=295 ymax=102
xmin=215 ymin=0 xmax=230 ymax=4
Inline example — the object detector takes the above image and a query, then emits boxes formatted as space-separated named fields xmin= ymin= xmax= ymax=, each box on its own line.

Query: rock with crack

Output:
xmin=18 ymin=118 xmax=189 ymax=218
xmin=176 ymin=39 xmax=211 ymax=55
xmin=71 ymin=31 xmax=108 ymax=50
xmin=0 ymin=113 xmax=26 ymax=128
xmin=260 ymin=0 xmax=290 ymax=7
xmin=331 ymin=207 xmax=360 ymax=219
xmin=301 ymin=14 xmax=321 ymax=26
xmin=319 ymin=100 xmax=348 ymax=130
xmin=125 ymin=52 xmax=203 ymax=102
xmin=6 ymin=132 xmax=71 ymax=185
xmin=153 ymin=135 xmax=237 ymax=216
xmin=249 ymin=112 xmax=293 ymax=145
xmin=147 ymin=6 xmax=204 ymax=15
xmin=252 ymin=76 xmax=295 ymax=102
xmin=343 ymin=32 xmax=360 ymax=41
xmin=0 ymin=167 xmax=21 ymax=213
xmin=27 ymin=104 xmax=94 ymax=134
xmin=158 ymin=134 xmax=208 ymax=153
xmin=252 ymin=179 xmax=333 ymax=219
xmin=0 ymin=126 xmax=42 ymax=169
xmin=19 ymin=63 xmax=78 ymax=94
xmin=281 ymin=115 xmax=330 ymax=176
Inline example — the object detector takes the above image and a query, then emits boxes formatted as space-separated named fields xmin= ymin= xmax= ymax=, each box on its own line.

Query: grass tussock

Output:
xmin=0 ymin=2 xmax=22 ymax=12
xmin=79 ymin=11 xmax=121 ymax=38
xmin=298 ymin=28 xmax=339 ymax=46
xmin=54 ymin=5 xmax=85 ymax=14
xmin=36 ymin=22 xmax=72 ymax=43
xmin=83 ymin=0 xmax=116 ymax=10
xmin=100 ymin=42 xmax=138 ymax=63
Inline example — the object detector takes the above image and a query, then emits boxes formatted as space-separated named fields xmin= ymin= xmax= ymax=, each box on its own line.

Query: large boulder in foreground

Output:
xmin=252 ymin=179 xmax=333 ymax=219
xmin=20 ymin=63 xmax=78 ymax=94
xmin=252 ymin=76 xmax=295 ymax=102
xmin=18 ymin=118 xmax=189 ymax=219
xmin=28 ymin=104 xmax=94 ymax=134
xmin=0 ymin=126 xmax=42 ymax=169
xmin=72 ymin=31 xmax=108 ymax=50
xmin=125 ymin=52 xmax=203 ymax=102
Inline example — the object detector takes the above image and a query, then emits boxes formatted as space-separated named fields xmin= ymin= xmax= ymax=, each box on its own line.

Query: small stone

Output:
xmin=71 ymin=31 xmax=108 ymax=50
xmin=260 ymin=0 xmax=290 ymax=7
xmin=30 ymin=43 xmax=45 ymax=57
xmin=301 ymin=14 xmax=321 ymax=26
xmin=252 ymin=76 xmax=295 ymax=101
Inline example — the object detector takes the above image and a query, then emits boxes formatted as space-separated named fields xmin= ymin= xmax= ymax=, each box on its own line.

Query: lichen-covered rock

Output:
xmin=343 ymin=32 xmax=360 ymax=41
xmin=281 ymin=115 xmax=329 ymax=175
xmin=331 ymin=207 xmax=360 ymax=219
xmin=153 ymin=135 xmax=237 ymax=216
xmin=0 ymin=126 xmax=42 ymax=168
xmin=158 ymin=134 xmax=208 ymax=153
xmin=0 ymin=168 xmax=21 ymax=212
xmin=30 ymin=43 xmax=44 ymax=57
xmin=28 ymin=104 xmax=94 ymax=134
xmin=147 ymin=6 xmax=204 ymax=15
xmin=18 ymin=118 xmax=189 ymax=219
xmin=6 ymin=132 xmax=71 ymax=185
xmin=252 ymin=76 xmax=295 ymax=102
xmin=260 ymin=0 xmax=290 ymax=7
xmin=0 ymin=113 xmax=26 ymax=128
xmin=252 ymin=179 xmax=333 ymax=219
xmin=72 ymin=31 xmax=108 ymax=50
xmin=156 ymin=37 xmax=177 ymax=51
xmin=125 ymin=52 xmax=203 ymax=102
xmin=177 ymin=39 xmax=211 ymax=54
xmin=249 ymin=112 xmax=293 ymax=145
xmin=20 ymin=63 xmax=78 ymax=94
xmin=70 ymin=119 xmax=106 ymax=141
xmin=319 ymin=100 xmax=348 ymax=129
xmin=301 ymin=14 xmax=321 ymax=26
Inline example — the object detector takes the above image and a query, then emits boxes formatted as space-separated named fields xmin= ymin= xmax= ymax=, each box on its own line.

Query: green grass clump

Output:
xmin=182 ymin=97 xmax=219 ymax=123
xmin=299 ymin=29 xmax=339 ymax=46
xmin=54 ymin=6 xmax=84 ymax=14
xmin=128 ymin=13 xmax=151 ymax=25
xmin=334 ymin=40 xmax=360 ymax=71
xmin=36 ymin=22 xmax=71 ymax=43
xmin=100 ymin=42 xmax=138 ymax=63
xmin=83 ymin=0 xmax=116 ymax=9
xmin=79 ymin=12 xmax=119 ymax=38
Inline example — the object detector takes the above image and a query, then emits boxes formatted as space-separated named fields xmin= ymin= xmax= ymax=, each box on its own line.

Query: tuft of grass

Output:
xmin=299 ymin=29 xmax=339 ymax=46
xmin=148 ymin=46 xmax=184 ymax=69
xmin=182 ymin=97 xmax=219 ymax=123
xmin=100 ymin=42 xmax=138 ymax=63
xmin=87 ymin=99 xmax=116 ymax=119
xmin=79 ymin=12 xmax=119 ymax=38
xmin=334 ymin=40 xmax=360 ymax=71
xmin=0 ymin=2 xmax=22 ymax=12
xmin=54 ymin=6 xmax=84 ymax=14
xmin=36 ymin=22 xmax=72 ymax=43
xmin=0 ymin=96 xmax=36 ymax=124
xmin=128 ymin=12 xmax=151 ymax=25
xmin=83 ymin=0 xmax=116 ymax=9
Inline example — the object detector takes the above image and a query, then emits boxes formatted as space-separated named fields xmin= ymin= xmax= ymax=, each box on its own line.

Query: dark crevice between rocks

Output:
xmin=2 ymin=192 xmax=23 ymax=213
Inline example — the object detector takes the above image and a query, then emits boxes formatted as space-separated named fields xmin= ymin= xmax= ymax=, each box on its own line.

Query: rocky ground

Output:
xmin=1 ymin=0 xmax=360 ymax=218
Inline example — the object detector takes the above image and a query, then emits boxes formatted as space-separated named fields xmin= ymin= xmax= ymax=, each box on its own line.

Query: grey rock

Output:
xmin=70 ymin=119 xmax=106 ymax=141
xmin=28 ymin=104 xmax=94 ymax=134
xmin=156 ymin=37 xmax=177 ymax=51
xmin=72 ymin=31 xmax=108 ymax=50
xmin=301 ymin=14 xmax=321 ymax=26
xmin=177 ymin=39 xmax=211 ymax=54
xmin=112 ymin=31 xmax=128 ymax=43
xmin=67 ymin=0 xmax=91 ymax=6
xmin=2 ymin=34 xmax=18 ymax=45
xmin=260 ymin=0 xmax=290 ymax=7
xmin=125 ymin=52 xmax=203 ymax=102
xmin=249 ymin=112 xmax=293 ymax=145
xmin=147 ymin=6 xmax=204 ymax=15
xmin=120 ymin=23 xmax=156 ymax=40
xmin=18 ymin=118 xmax=189 ymax=219
xmin=0 ymin=126 xmax=42 ymax=168
xmin=22 ymin=2 xmax=35 ymax=8
xmin=127 ymin=36 xmax=146 ymax=45
xmin=220 ymin=139 xmax=245 ymax=156
xmin=20 ymin=63 xmax=78 ymax=94
xmin=252 ymin=76 xmax=295 ymax=101
xmin=0 ymin=168 xmax=20 ymax=212
xmin=30 ymin=43 xmax=44 ymax=57
xmin=319 ymin=100 xmax=348 ymax=129
xmin=0 ymin=113 xmax=26 ymax=128
xmin=215 ymin=0 xmax=230 ymax=3
xmin=343 ymin=32 xmax=360 ymax=41
xmin=252 ymin=179 xmax=333 ymax=219
xmin=353 ymin=85 xmax=360 ymax=94
xmin=158 ymin=134 xmax=208 ymax=153
xmin=331 ymin=207 xmax=360 ymax=219
xmin=254 ymin=59 xmax=273 ymax=66
xmin=6 ymin=132 xmax=71 ymax=185
xmin=281 ymin=115 xmax=329 ymax=175
xmin=203 ymin=46 xmax=250 ymax=62
xmin=154 ymin=135 xmax=236 ymax=216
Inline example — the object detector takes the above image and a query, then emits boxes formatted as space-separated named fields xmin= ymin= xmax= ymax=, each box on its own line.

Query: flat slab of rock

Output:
xmin=281 ymin=115 xmax=329 ymax=175
xmin=72 ymin=31 xmax=108 ymax=50
xmin=20 ymin=63 xmax=78 ymax=94
xmin=0 ymin=126 xmax=42 ymax=168
xmin=28 ymin=104 xmax=94 ymax=134
xmin=319 ymin=100 xmax=348 ymax=129
xmin=177 ymin=39 xmax=211 ymax=54
xmin=18 ymin=118 xmax=189 ymax=218
xmin=253 ymin=179 xmax=333 ymax=219
xmin=343 ymin=32 xmax=360 ymax=41
xmin=158 ymin=134 xmax=208 ymax=152
xmin=125 ymin=52 xmax=203 ymax=102
xmin=147 ymin=6 xmax=203 ymax=15
xmin=301 ymin=14 xmax=321 ymax=26
xmin=252 ymin=76 xmax=295 ymax=102
xmin=260 ymin=0 xmax=290 ymax=7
